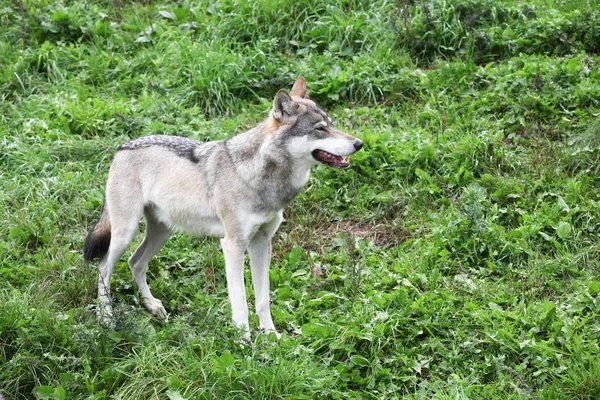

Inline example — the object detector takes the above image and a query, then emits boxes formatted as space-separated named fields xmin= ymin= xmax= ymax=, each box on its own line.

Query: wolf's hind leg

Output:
xmin=98 ymin=212 xmax=141 ymax=324
xmin=129 ymin=214 xmax=172 ymax=321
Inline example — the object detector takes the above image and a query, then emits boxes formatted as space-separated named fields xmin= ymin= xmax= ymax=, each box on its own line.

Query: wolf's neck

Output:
xmin=228 ymin=123 xmax=311 ymax=207
xmin=289 ymin=160 xmax=312 ymax=189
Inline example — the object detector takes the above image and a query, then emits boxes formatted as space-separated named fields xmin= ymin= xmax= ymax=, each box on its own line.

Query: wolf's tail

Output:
xmin=83 ymin=202 xmax=111 ymax=261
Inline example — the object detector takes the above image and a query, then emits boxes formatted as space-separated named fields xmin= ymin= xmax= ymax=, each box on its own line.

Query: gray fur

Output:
xmin=84 ymin=77 xmax=363 ymax=339
xmin=118 ymin=135 xmax=204 ymax=163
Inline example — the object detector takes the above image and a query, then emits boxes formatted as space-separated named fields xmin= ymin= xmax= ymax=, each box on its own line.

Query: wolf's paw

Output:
xmin=260 ymin=327 xmax=281 ymax=339
xmin=242 ymin=331 xmax=252 ymax=344
xmin=234 ymin=331 xmax=252 ymax=348
xmin=143 ymin=297 xmax=168 ymax=321
xmin=96 ymin=302 xmax=113 ymax=326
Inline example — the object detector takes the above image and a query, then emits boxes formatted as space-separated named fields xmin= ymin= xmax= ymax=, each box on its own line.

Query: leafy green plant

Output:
xmin=395 ymin=0 xmax=600 ymax=65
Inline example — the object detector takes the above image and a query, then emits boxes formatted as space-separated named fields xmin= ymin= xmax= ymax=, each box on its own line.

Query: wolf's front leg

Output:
xmin=221 ymin=237 xmax=250 ymax=340
xmin=248 ymin=232 xmax=279 ymax=338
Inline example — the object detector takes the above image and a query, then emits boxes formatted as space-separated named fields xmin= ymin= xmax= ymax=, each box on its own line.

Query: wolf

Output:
xmin=83 ymin=76 xmax=363 ymax=338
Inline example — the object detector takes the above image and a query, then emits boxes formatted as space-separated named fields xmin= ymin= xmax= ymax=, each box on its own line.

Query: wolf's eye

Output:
xmin=316 ymin=125 xmax=327 ymax=131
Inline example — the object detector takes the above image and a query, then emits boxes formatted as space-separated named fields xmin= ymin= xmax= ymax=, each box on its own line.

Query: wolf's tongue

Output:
xmin=321 ymin=151 xmax=339 ymax=161
xmin=313 ymin=150 xmax=350 ymax=168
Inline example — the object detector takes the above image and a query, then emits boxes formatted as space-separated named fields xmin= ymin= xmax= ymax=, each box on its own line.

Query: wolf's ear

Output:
xmin=290 ymin=76 xmax=309 ymax=99
xmin=272 ymin=90 xmax=298 ymax=121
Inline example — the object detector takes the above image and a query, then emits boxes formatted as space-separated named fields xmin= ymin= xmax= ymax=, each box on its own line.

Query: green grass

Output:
xmin=1 ymin=0 xmax=600 ymax=398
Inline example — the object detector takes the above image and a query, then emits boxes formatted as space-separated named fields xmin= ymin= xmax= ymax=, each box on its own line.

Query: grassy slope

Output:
xmin=1 ymin=0 xmax=600 ymax=398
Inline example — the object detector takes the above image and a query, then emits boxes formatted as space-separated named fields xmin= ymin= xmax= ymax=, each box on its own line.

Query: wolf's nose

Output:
xmin=354 ymin=140 xmax=364 ymax=151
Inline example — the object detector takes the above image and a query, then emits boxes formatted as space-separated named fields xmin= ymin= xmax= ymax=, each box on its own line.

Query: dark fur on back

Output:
xmin=117 ymin=135 xmax=202 ymax=163
xmin=83 ymin=203 xmax=111 ymax=261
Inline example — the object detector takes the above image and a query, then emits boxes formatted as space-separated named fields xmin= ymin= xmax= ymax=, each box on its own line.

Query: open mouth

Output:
xmin=312 ymin=149 xmax=350 ymax=168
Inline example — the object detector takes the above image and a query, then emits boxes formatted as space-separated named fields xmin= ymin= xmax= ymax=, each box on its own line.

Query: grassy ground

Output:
xmin=1 ymin=0 xmax=600 ymax=398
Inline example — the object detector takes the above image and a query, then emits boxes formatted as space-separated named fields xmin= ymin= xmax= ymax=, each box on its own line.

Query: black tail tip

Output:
xmin=83 ymin=230 xmax=111 ymax=261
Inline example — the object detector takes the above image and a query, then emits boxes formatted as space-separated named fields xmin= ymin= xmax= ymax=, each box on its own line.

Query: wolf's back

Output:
xmin=83 ymin=203 xmax=111 ymax=261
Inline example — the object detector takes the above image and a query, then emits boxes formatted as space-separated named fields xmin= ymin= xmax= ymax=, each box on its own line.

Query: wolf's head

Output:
xmin=270 ymin=76 xmax=363 ymax=169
